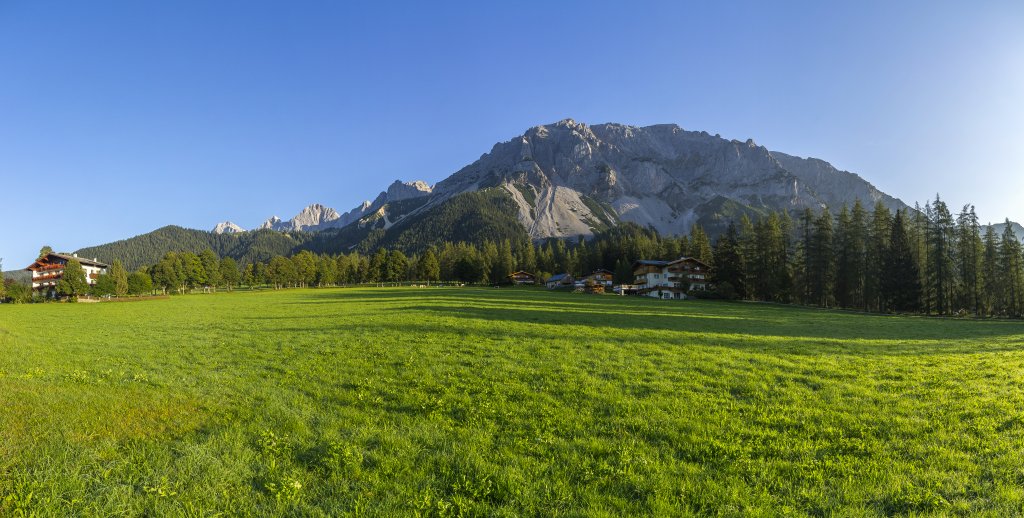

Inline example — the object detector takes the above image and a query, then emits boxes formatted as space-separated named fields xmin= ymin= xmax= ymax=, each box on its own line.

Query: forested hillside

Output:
xmin=75 ymin=226 xmax=310 ymax=271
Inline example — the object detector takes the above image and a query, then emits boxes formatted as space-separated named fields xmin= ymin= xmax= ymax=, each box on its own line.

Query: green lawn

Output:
xmin=3 ymin=288 xmax=1024 ymax=516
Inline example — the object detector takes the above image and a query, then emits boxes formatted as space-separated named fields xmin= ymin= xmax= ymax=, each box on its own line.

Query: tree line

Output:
xmin=7 ymin=193 xmax=1024 ymax=318
xmin=712 ymin=196 xmax=1024 ymax=317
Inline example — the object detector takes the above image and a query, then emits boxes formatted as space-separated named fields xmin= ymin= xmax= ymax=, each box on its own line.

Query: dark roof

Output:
xmin=53 ymin=253 xmax=108 ymax=268
xmin=632 ymin=259 xmax=669 ymax=268
xmin=588 ymin=268 xmax=614 ymax=275
xmin=668 ymin=256 xmax=711 ymax=269
xmin=546 ymin=273 xmax=572 ymax=282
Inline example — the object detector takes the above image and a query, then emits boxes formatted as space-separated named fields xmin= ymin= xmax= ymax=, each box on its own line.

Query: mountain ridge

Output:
xmin=77 ymin=119 xmax=1021 ymax=267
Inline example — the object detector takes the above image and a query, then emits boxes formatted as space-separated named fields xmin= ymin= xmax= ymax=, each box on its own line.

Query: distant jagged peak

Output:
xmin=385 ymin=179 xmax=433 ymax=201
xmin=258 ymin=216 xmax=282 ymax=230
xmin=212 ymin=221 xmax=245 ymax=234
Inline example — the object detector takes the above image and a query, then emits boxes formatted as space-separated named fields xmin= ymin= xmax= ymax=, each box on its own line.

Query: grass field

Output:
xmin=3 ymin=288 xmax=1024 ymax=516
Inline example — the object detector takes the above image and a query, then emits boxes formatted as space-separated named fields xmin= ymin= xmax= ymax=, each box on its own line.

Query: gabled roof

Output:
xmin=546 ymin=273 xmax=572 ymax=282
xmin=632 ymin=259 xmax=669 ymax=269
xmin=587 ymin=268 xmax=614 ymax=275
xmin=668 ymin=256 xmax=711 ymax=269
xmin=508 ymin=271 xmax=535 ymax=277
xmin=25 ymin=253 xmax=109 ymax=271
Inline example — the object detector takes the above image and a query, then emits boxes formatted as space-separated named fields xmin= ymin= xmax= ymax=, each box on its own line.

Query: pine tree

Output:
xmin=981 ymin=226 xmax=1000 ymax=316
xmin=809 ymin=207 xmax=835 ymax=307
xmin=926 ymin=195 xmax=955 ymax=314
xmin=955 ymin=205 xmax=983 ymax=314
xmin=796 ymin=208 xmax=815 ymax=304
xmin=883 ymin=210 xmax=922 ymax=312
xmin=688 ymin=224 xmax=713 ymax=265
xmin=39 ymin=246 xmax=53 ymax=258
xmin=738 ymin=215 xmax=756 ymax=300
xmin=998 ymin=221 xmax=1024 ymax=317
xmin=712 ymin=221 xmax=745 ymax=299
xmin=864 ymin=202 xmax=891 ymax=312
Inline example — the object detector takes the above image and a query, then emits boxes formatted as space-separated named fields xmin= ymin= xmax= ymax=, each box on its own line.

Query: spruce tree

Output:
xmin=688 ymin=224 xmax=713 ymax=265
xmin=864 ymin=201 xmax=891 ymax=312
xmin=809 ymin=207 xmax=835 ymax=307
xmin=712 ymin=221 xmax=745 ymax=299
xmin=955 ymin=205 xmax=983 ymax=314
xmin=981 ymin=225 xmax=1000 ymax=315
xmin=883 ymin=210 xmax=922 ymax=312
xmin=926 ymin=195 xmax=955 ymax=314
xmin=998 ymin=221 xmax=1024 ymax=317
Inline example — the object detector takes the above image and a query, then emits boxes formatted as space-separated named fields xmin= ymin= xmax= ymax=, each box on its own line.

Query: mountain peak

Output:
xmin=212 ymin=221 xmax=245 ymax=234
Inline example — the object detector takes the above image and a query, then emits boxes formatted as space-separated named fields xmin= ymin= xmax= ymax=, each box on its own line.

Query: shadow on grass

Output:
xmin=281 ymin=287 xmax=1024 ymax=347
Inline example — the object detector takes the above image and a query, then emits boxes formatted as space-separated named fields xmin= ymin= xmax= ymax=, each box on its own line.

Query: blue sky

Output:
xmin=2 ymin=1 xmax=1022 ymax=269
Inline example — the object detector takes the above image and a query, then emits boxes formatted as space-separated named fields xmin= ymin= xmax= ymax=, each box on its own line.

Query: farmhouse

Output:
xmin=507 ymin=271 xmax=537 ymax=285
xmin=632 ymin=256 xmax=711 ymax=299
xmin=583 ymin=268 xmax=614 ymax=287
xmin=545 ymin=273 xmax=574 ymax=289
xmin=25 ymin=253 xmax=108 ymax=298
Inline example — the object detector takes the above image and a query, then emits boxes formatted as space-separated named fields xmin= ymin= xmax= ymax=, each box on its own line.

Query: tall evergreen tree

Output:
xmin=688 ymin=224 xmax=713 ymax=265
xmin=864 ymin=202 xmax=891 ymax=312
xmin=998 ymin=221 xmax=1024 ymax=317
xmin=981 ymin=225 xmax=1000 ymax=316
xmin=883 ymin=210 xmax=922 ymax=312
xmin=808 ymin=207 xmax=835 ymax=307
xmin=955 ymin=205 xmax=983 ymax=314
xmin=926 ymin=195 xmax=955 ymax=314
xmin=712 ymin=221 xmax=745 ymax=299
xmin=796 ymin=208 xmax=815 ymax=304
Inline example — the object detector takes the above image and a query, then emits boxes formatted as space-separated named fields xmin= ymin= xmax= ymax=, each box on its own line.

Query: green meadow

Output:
xmin=3 ymin=288 xmax=1024 ymax=516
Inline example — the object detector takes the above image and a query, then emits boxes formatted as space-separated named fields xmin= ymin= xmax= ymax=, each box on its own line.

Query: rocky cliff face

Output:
xmin=250 ymin=182 xmax=433 ymax=234
xmin=259 ymin=204 xmax=342 ymax=232
xmin=212 ymin=221 xmax=245 ymax=234
xmin=212 ymin=119 xmax=913 ymax=241
xmin=424 ymin=119 xmax=909 ymax=238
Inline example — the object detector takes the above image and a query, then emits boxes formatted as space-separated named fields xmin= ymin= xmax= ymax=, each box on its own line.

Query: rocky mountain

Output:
xmin=384 ymin=119 xmax=910 ymax=241
xmin=259 ymin=204 xmax=342 ymax=232
xmin=986 ymin=221 xmax=1024 ymax=240
xmin=212 ymin=221 xmax=245 ymax=234
xmin=80 ymin=119 xmax=960 ymax=264
xmin=248 ymin=181 xmax=435 ymax=234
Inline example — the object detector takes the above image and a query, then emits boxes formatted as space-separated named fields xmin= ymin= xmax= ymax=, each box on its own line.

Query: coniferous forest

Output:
xmin=10 ymin=194 xmax=1024 ymax=318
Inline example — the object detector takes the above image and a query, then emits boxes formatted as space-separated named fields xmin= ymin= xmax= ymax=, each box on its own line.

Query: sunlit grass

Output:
xmin=3 ymin=287 xmax=1024 ymax=515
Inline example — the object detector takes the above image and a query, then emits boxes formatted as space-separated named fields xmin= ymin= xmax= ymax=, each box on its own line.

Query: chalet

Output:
xmin=507 ymin=271 xmax=537 ymax=285
xmin=632 ymin=256 xmax=711 ymax=299
xmin=582 ymin=268 xmax=614 ymax=287
xmin=545 ymin=273 xmax=574 ymax=289
xmin=25 ymin=253 xmax=108 ymax=298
